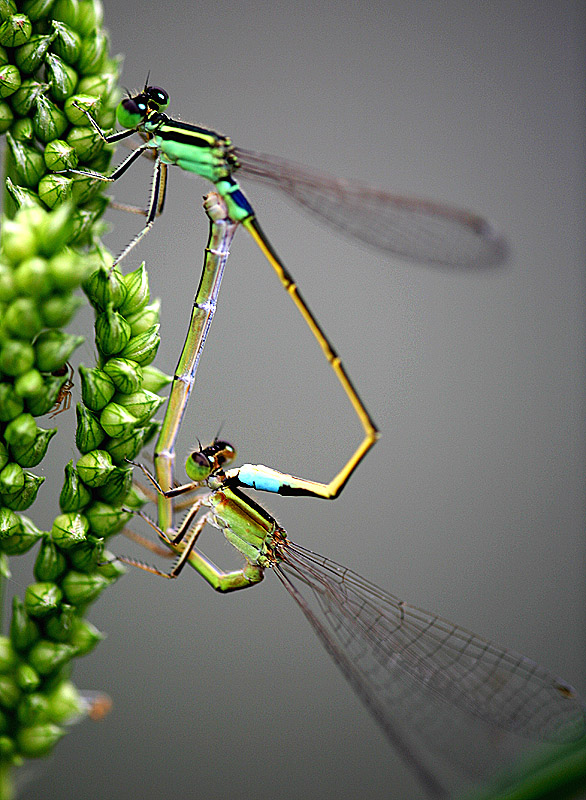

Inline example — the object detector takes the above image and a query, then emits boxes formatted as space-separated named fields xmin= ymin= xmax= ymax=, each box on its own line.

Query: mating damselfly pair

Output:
xmin=71 ymin=86 xmax=585 ymax=797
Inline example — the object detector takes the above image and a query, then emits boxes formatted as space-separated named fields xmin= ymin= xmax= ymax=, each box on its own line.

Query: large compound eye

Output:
xmin=211 ymin=441 xmax=237 ymax=469
xmin=185 ymin=450 xmax=213 ymax=482
xmin=146 ymin=86 xmax=169 ymax=111
xmin=117 ymin=96 xmax=147 ymax=128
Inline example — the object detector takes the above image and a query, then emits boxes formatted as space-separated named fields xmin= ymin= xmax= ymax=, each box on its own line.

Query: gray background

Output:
xmin=8 ymin=1 xmax=585 ymax=798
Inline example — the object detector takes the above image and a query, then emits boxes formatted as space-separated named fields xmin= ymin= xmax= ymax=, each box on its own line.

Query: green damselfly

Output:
xmin=122 ymin=441 xmax=586 ymax=799
xmin=72 ymin=84 xmax=506 ymax=271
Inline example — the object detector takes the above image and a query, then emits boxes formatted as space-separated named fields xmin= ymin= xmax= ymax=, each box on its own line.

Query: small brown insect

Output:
xmin=48 ymin=362 xmax=75 ymax=418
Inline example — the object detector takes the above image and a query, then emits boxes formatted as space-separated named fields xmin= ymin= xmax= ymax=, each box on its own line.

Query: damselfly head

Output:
xmin=116 ymin=86 xmax=169 ymax=129
xmin=185 ymin=440 xmax=236 ymax=482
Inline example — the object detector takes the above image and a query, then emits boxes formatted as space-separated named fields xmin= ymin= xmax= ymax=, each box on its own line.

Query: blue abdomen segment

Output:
xmin=238 ymin=464 xmax=285 ymax=494
xmin=215 ymin=176 xmax=255 ymax=222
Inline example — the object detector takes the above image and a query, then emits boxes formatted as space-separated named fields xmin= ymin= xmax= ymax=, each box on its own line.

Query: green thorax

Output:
xmin=207 ymin=481 xmax=280 ymax=566
xmin=144 ymin=115 xmax=238 ymax=184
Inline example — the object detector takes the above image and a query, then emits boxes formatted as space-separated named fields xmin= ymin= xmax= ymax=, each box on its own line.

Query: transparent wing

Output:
xmin=235 ymin=147 xmax=507 ymax=269
xmin=273 ymin=540 xmax=585 ymax=796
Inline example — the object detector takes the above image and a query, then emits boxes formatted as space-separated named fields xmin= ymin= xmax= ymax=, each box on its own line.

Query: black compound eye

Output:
xmin=147 ymin=86 xmax=169 ymax=110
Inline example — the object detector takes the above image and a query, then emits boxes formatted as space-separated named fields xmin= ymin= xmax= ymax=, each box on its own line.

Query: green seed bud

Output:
xmin=10 ymin=78 xmax=44 ymax=116
xmin=59 ymin=459 xmax=91 ymax=511
xmin=119 ymin=262 xmax=150 ymax=315
xmin=66 ymin=124 xmax=103 ymax=162
xmin=25 ymin=582 xmax=62 ymax=618
xmin=0 ymin=263 xmax=15 ymax=303
xmin=33 ymin=95 xmax=68 ymax=143
xmin=34 ymin=330 xmax=84 ymax=372
xmin=0 ymin=442 xmax=7 ymax=471
xmin=0 ymin=637 xmax=17 ymax=673
xmin=75 ymin=402 xmax=104 ymax=452
xmin=125 ymin=298 xmax=161 ymax=336
xmin=0 ymin=14 xmax=32 ymax=48
xmin=40 ymin=293 xmax=83 ymax=328
xmin=83 ymin=267 xmax=127 ymax=312
xmin=76 ymin=28 xmax=107 ymax=74
xmin=25 ymin=372 xmax=65 ymax=416
xmin=6 ymin=132 xmax=45 ymax=188
xmin=69 ymin=203 xmax=102 ymax=244
xmin=63 ymin=91 xmax=99 ymax=124
xmin=76 ymin=449 xmax=114 ymax=486
xmin=14 ymin=368 xmax=45 ymax=398
xmin=0 ymin=99 xmax=12 ymax=131
xmin=0 ymin=506 xmax=21 ymax=539
xmin=44 ymin=603 xmax=75 ymax=642
xmin=115 ymin=389 xmax=164 ymax=425
xmin=45 ymin=53 xmax=77 ymax=102
xmin=61 ymin=570 xmax=110 ymax=605
xmin=85 ymin=500 xmax=129 ymax=537
xmin=1 ymin=472 xmax=44 ymax=512
xmin=0 ymin=340 xmax=35 ymax=375
xmin=37 ymin=203 xmax=75 ymax=256
xmin=9 ymin=426 xmax=56 ymax=467
xmin=121 ymin=483 xmax=148 ymax=511
xmin=13 ymin=257 xmax=52 ymax=297
xmin=15 ymin=663 xmax=40 ymax=693
xmin=11 ymin=117 xmax=34 ymax=141
xmin=86 ymin=145 xmax=111 ymax=173
xmin=0 ymin=462 xmax=24 ymax=494
xmin=99 ymin=401 xmax=138 ymax=438
xmin=38 ymin=173 xmax=73 ymax=208
xmin=0 ymin=383 xmax=24 ymax=421
xmin=51 ymin=20 xmax=80 ymax=64
xmin=4 ymin=297 xmax=42 ymax=339
xmin=102 ymin=357 xmax=143 ymax=394
xmin=96 ymin=464 xmax=132 ymax=504
xmin=0 ymin=215 xmax=37 ymax=262
xmin=67 ymin=536 xmax=102 ymax=572
xmin=28 ymin=640 xmax=75 ymax=676
xmin=16 ymin=722 xmax=64 ymax=757
xmin=96 ymin=547 xmax=125 ymax=579
xmin=103 ymin=425 xmax=146 ymax=463
xmin=14 ymin=32 xmax=55 ymax=73
xmin=43 ymin=138 xmax=78 ymax=171
xmin=0 ymin=3 xmax=17 ymax=24
xmin=119 ymin=324 xmax=160 ymax=366
xmin=16 ymin=692 xmax=48 ymax=725
xmin=95 ymin=305 xmax=131 ymax=356
xmin=10 ymin=595 xmax=40 ymax=652
xmin=0 ymin=674 xmax=20 ymax=709
xmin=76 ymin=0 xmax=102 ymax=35
xmin=77 ymin=71 xmax=115 ymax=99
xmin=4 ymin=412 xmax=37 ymax=447
xmin=0 ymin=63 xmax=20 ymax=98
xmin=47 ymin=248 xmax=85 ymax=291
xmin=34 ymin=536 xmax=67 ymax=582
xmin=52 ymin=0 xmax=78 ymax=28
xmin=45 ymin=680 xmax=83 ymax=724
xmin=21 ymin=0 xmax=56 ymax=22
xmin=69 ymin=618 xmax=102 ymax=656
xmin=78 ymin=363 xmax=115 ymax=410
xmin=51 ymin=512 xmax=88 ymax=550
xmin=4 ymin=178 xmax=41 ymax=210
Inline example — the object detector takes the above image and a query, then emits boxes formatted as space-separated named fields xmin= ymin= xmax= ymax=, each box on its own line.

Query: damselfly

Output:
xmin=122 ymin=442 xmax=586 ymax=799
xmin=71 ymin=84 xmax=506 ymax=272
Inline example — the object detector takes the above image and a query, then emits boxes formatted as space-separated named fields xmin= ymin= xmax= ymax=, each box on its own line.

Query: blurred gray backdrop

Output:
xmin=9 ymin=1 xmax=585 ymax=798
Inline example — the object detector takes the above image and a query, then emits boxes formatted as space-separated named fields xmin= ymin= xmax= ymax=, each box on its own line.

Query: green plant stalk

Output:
xmin=0 ymin=1 xmax=171 ymax=795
